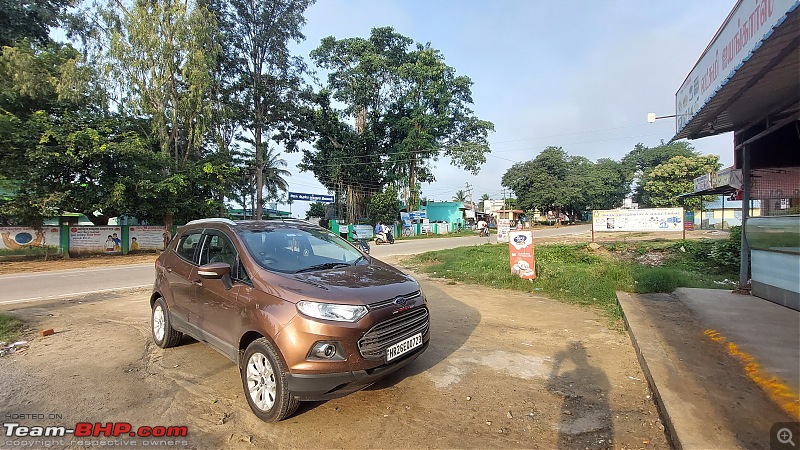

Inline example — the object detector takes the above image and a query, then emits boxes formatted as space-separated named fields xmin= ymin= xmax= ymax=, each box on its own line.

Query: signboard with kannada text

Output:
xmin=70 ymin=226 xmax=123 ymax=254
xmin=129 ymin=226 xmax=169 ymax=251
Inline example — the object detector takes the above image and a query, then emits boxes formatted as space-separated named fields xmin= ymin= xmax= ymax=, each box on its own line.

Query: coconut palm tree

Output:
xmin=452 ymin=190 xmax=467 ymax=202
xmin=479 ymin=193 xmax=489 ymax=212
xmin=262 ymin=147 xmax=291 ymax=206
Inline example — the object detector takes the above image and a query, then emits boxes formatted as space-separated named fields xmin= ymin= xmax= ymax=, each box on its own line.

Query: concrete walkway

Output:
xmin=617 ymin=289 xmax=799 ymax=450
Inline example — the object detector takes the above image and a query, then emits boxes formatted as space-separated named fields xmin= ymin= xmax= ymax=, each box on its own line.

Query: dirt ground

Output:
xmin=0 ymin=258 xmax=669 ymax=450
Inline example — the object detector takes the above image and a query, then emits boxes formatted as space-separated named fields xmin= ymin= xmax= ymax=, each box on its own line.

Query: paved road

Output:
xmin=0 ymin=224 xmax=589 ymax=307
xmin=0 ymin=264 xmax=154 ymax=307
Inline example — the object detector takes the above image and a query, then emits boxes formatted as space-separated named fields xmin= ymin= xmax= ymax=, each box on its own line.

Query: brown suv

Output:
xmin=151 ymin=218 xmax=429 ymax=422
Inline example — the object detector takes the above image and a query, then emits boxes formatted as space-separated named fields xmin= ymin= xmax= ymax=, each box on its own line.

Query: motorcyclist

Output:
xmin=375 ymin=222 xmax=394 ymax=244
xmin=477 ymin=219 xmax=489 ymax=237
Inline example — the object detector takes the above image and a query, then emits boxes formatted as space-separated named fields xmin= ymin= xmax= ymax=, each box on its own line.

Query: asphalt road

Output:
xmin=0 ymin=224 xmax=590 ymax=307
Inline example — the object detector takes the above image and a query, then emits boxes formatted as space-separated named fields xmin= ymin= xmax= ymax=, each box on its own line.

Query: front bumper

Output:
xmin=287 ymin=340 xmax=429 ymax=401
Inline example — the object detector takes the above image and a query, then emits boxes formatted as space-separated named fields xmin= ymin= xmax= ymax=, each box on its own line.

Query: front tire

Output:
xmin=241 ymin=338 xmax=298 ymax=422
xmin=152 ymin=298 xmax=182 ymax=348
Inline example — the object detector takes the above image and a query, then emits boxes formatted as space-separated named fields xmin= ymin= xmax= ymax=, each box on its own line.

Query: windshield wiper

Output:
xmin=295 ymin=262 xmax=351 ymax=273
xmin=352 ymin=255 xmax=367 ymax=266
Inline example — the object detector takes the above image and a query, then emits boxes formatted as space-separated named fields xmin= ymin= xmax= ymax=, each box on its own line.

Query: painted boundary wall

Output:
xmin=0 ymin=225 xmax=171 ymax=256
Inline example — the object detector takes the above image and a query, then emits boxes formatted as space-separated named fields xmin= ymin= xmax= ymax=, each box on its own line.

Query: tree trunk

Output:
xmin=164 ymin=210 xmax=174 ymax=237
xmin=255 ymin=127 xmax=264 ymax=220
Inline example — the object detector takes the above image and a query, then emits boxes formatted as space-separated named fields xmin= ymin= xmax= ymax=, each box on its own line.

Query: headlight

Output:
xmin=296 ymin=300 xmax=368 ymax=322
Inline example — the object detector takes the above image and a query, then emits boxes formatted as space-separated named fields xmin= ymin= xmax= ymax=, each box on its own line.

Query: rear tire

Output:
xmin=241 ymin=337 xmax=298 ymax=422
xmin=152 ymin=298 xmax=182 ymax=348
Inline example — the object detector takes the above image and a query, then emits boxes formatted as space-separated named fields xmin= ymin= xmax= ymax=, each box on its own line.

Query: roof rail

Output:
xmin=184 ymin=218 xmax=237 ymax=226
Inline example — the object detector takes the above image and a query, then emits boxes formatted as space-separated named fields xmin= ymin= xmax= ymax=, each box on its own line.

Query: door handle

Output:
xmin=192 ymin=280 xmax=203 ymax=287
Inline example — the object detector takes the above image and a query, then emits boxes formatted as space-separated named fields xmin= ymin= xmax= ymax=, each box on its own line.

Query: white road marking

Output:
xmin=0 ymin=284 xmax=151 ymax=306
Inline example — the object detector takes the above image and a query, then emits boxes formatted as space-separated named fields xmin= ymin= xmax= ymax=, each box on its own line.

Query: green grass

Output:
xmin=0 ymin=245 xmax=60 ymax=258
xmin=0 ymin=313 xmax=24 ymax=343
xmin=405 ymin=241 xmax=739 ymax=321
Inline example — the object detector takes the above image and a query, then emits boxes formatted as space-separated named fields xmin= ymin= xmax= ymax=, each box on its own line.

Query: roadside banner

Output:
xmin=352 ymin=224 xmax=374 ymax=239
xmin=508 ymin=230 xmax=535 ymax=280
xmin=497 ymin=219 xmax=511 ymax=242
xmin=69 ymin=226 xmax=123 ymax=254
xmin=129 ymin=226 xmax=169 ymax=251
xmin=684 ymin=211 xmax=695 ymax=231
xmin=0 ymin=227 xmax=60 ymax=250
xmin=592 ymin=208 xmax=684 ymax=232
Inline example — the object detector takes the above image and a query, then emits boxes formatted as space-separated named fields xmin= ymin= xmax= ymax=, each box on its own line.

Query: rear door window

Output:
xmin=175 ymin=232 xmax=203 ymax=263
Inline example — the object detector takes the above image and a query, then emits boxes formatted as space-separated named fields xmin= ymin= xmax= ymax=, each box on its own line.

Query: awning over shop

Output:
xmin=673 ymin=1 xmax=800 ymax=141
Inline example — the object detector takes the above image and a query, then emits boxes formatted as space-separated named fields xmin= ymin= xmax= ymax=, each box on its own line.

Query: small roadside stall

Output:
xmin=670 ymin=0 xmax=799 ymax=309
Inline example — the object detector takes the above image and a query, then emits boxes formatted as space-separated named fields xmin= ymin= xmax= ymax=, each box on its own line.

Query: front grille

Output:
xmin=367 ymin=291 xmax=422 ymax=311
xmin=358 ymin=307 xmax=429 ymax=360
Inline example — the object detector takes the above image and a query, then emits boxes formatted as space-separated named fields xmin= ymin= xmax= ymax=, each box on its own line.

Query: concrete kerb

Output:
xmin=617 ymin=291 xmax=681 ymax=449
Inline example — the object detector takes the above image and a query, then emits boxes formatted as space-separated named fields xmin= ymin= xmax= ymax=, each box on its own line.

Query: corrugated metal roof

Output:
xmin=673 ymin=5 xmax=800 ymax=141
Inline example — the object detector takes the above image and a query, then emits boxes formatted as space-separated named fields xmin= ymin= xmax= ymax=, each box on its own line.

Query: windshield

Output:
xmin=240 ymin=227 xmax=366 ymax=274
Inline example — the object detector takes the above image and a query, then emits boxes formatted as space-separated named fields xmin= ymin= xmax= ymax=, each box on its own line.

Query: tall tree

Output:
xmin=641 ymin=154 xmax=720 ymax=209
xmin=391 ymin=42 xmax=494 ymax=210
xmin=103 ymin=0 xmax=221 ymax=229
xmin=210 ymin=0 xmax=314 ymax=220
xmin=307 ymin=27 xmax=494 ymax=219
xmin=621 ymin=141 xmax=697 ymax=204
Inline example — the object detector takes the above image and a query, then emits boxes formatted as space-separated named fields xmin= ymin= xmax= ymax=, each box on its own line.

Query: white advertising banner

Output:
xmin=593 ymin=208 xmax=684 ymax=233
xmin=497 ymin=219 xmax=511 ymax=243
xmin=0 ymin=227 xmax=60 ymax=250
xmin=70 ymin=226 xmax=123 ymax=254
xmin=676 ymin=0 xmax=796 ymax=134
xmin=129 ymin=226 xmax=169 ymax=251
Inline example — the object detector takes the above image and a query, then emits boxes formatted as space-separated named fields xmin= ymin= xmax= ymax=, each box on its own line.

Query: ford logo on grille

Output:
xmin=393 ymin=296 xmax=409 ymax=306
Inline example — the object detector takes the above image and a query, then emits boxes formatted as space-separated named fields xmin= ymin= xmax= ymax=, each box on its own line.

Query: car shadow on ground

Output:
xmin=295 ymin=280 xmax=482 ymax=416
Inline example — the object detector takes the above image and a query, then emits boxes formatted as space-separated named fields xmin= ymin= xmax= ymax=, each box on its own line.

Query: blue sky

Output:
xmin=285 ymin=1 xmax=738 ymax=215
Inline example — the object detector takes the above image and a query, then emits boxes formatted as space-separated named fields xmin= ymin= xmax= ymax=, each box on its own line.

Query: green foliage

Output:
xmin=620 ymin=141 xmax=698 ymax=206
xmin=367 ymin=187 xmax=401 ymax=226
xmin=306 ymin=27 xmax=494 ymax=217
xmin=452 ymin=190 xmax=467 ymax=202
xmin=501 ymin=147 xmax=628 ymax=215
xmin=0 ymin=0 xmax=70 ymax=47
xmin=210 ymin=0 xmax=314 ymax=219
xmin=306 ymin=202 xmax=326 ymax=220
xmin=641 ymin=154 xmax=720 ymax=208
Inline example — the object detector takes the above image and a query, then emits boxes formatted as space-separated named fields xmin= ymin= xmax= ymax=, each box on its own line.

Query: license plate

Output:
xmin=386 ymin=333 xmax=422 ymax=362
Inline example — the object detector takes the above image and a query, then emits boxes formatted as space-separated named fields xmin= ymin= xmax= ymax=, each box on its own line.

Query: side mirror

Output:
xmin=198 ymin=262 xmax=231 ymax=279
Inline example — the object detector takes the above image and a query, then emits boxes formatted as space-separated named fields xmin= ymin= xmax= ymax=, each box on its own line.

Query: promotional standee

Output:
xmin=508 ymin=230 xmax=536 ymax=280
xmin=497 ymin=219 xmax=511 ymax=243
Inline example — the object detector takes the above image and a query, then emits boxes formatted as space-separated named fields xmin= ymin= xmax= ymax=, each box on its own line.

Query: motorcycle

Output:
xmin=350 ymin=230 xmax=371 ymax=254
xmin=479 ymin=226 xmax=489 ymax=237
xmin=375 ymin=229 xmax=394 ymax=245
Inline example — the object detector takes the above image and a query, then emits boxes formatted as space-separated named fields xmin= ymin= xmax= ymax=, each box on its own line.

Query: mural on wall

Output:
xmin=129 ymin=226 xmax=169 ymax=251
xmin=0 ymin=227 xmax=60 ymax=250
xmin=69 ymin=227 xmax=123 ymax=254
